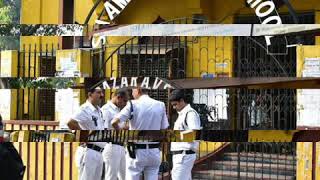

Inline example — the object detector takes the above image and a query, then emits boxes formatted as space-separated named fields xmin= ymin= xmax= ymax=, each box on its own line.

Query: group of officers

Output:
xmin=67 ymin=81 xmax=201 ymax=180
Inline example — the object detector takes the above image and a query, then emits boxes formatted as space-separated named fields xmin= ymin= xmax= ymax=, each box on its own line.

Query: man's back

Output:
xmin=116 ymin=95 xmax=169 ymax=130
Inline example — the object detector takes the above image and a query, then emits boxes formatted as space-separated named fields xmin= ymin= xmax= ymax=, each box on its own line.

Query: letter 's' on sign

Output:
xmin=104 ymin=0 xmax=131 ymax=21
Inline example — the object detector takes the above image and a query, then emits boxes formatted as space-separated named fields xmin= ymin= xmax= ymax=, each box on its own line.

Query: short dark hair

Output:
xmin=114 ymin=88 xmax=128 ymax=98
xmin=169 ymin=89 xmax=193 ymax=103
xmin=169 ymin=89 xmax=185 ymax=102
xmin=84 ymin=78 xmax=104 ymax=98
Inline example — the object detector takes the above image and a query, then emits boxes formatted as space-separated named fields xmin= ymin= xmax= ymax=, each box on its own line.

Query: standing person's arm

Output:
xmin=160 ymin=102 xmax=169 ymax=130
xmin=102 ymin=106 xmax=112 ymax=129
xmin=67 ymin=119 xmax=82 ymax=130
xmin=67 ymin=109 xmax=89 ymax=130
xmin=111 ymin=102 xmax=131 ymax=129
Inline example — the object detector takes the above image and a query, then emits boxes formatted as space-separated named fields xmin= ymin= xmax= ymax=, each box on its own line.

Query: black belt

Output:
xmin=171 ymin=150 xmax=196 ymax=155
xmin=110 ymin=142 xmax=124 ymax=146
xmin=85 ymin=144 xmax=104 ymax=152
xmin=133 ymin=143 xmax=160 ymax=149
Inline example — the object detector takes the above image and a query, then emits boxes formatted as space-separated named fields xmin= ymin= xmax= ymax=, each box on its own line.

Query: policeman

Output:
xmin=169 ymin=90 xmax=201 ymax=180
xmin=101 ymin=88 xmax=129 ymax=180
xmin=111 ymin=86 xmax=169 ymax=180
xmin=67 ymin=81 xmax=105 ymax=180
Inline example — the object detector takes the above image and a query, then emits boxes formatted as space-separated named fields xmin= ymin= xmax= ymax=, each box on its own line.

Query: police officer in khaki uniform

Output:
xmin=169 ymin=90 xmax=201 ymax=180
xmin=67 ymin=81 xmax=105 ymax=180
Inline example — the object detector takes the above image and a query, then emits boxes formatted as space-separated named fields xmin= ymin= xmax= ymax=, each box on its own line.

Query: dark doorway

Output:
xmin=62 ymin=0 xmax=74 ymax=49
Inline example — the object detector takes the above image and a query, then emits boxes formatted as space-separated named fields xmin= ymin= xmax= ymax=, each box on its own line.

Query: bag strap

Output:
xmin=129 ymin=100 xmax=134 ymax=120
xmin=183 ymin=110 xmax=201 ymax=130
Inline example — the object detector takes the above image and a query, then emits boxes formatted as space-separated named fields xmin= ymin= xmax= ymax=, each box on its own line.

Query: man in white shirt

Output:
xmin=101 ymin=88 xmax=129 ymax=180
xmin=169 ymin=90 xmax=201 ymax=180
xmin=111 ymin=87 xmax=169 ymax=180
xmin=67 ymin=83 xmax=105 ymax=180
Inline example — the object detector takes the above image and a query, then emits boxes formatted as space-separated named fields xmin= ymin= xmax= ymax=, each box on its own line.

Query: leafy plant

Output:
xmin=7 ymin=78 xmax=76 ymax=89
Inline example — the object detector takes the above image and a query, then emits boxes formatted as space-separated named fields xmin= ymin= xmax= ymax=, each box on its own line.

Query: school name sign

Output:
xmin=98 ymin=77 xmax=174 ymax=90
xmin=247 ymin=0 xmax=287 ymax=54
xmin=99 ymin=0 xmax=131 ymax=23
xmin=92 ymin=0 xmax=131 ymax=48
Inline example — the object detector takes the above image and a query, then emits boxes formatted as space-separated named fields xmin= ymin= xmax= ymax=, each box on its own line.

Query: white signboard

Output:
xmin=55 ymin=89 xmax=80 ymax=129
xmin=57 ymin=57 xmax=79 ymax=77
xmin=93 ymin=24 xmax=320 ymax=37
xmin=0 ymin=90 xmax=11 ymax=120
xmin=297 ymin=57 xmax=320 ymax=127
xmin=0 ymin=58 xmax=11 ymax=77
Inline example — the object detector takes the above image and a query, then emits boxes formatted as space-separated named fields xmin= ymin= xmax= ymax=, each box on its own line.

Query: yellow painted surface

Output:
xmin=186 ymin=37 xmax=233 ymax=78
xmin=297 ymin=142 xmax=313 ymax=180
xmin=56 ymin=49 xmax=92 ymax=77
xmin=74 ymin=0 xmax=101 ymax=25
xmin=20 ymin=0 xmax=60 ymax=51
xmin=316 ymin=142 xmax=320 ymax=180
xmin=199 ymin=142 xmax=226 ymax=157
xmin=297 ymin=45 xmax=320 ymax=77
xmin=115 ymin=0 xmax=320 ymax=24
xmin=248 ymin=130 xmax=298 ymax=142
xmin=116 ymin=0 xmax=202 ymax=24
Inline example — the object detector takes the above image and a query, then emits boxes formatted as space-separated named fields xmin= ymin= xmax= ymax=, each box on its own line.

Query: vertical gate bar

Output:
xmin=291 ymin=142 xmax=298 ymax=178
xmin=51 ymin=44 xmax=54 ymax=77
xmin=101 ymin=42 xmax=105 ymax=78
xmin=17 ymin=47 xmax=21 ymax=77
xmin=246 ymin=142 xmax=248 ymax=180
xmin=34 ymin=44 xmax=37 ymax=77
xmin=277 ymin=89 xmax=281 ymax=129
xmin=28 ymin=44 xmax=31 ymax=77
xmin=16 ymin=88 xmax=20 ymax=120
xmin=44 ymin=44 xmax=48 ymax=120
xmin=269 ymin=143 xmax=272 ymax=179
xmin=253 ymin=142 xmax=256 ymax=180
xmin=22 ymin=87 xmax=25 ymax=120
xmin=23 ymin=44 xmax=26 ymax=77
xmin=236 ymin=37 xmax=241 ymax=130
xmin=285 ymin=142 xmax=288 ymax=179
xmin=276 ymin=142 xmax=279 ymax=180
xmin=237 ymin=143 xmax=240 ymax=179
xmin=261 ymin=142 xmax=264 ymax=179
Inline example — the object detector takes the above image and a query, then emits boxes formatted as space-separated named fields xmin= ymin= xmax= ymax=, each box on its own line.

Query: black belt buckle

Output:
xmin=135 ymin=143 xmax=160 ymax=149
xmin=127 ymin=143 xmax=136 ymax=159
xmin=112 ymin=142 xmax=124 ymax=146
xmin=172 ymin=150 xmax=195 ymax=155
xmin=86 ymin=144 xmax=104 ymax=153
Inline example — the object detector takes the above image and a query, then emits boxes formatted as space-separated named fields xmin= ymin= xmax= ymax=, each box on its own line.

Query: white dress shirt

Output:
xmin=101 ymin=101 xmax=121 ymax=129
xmin=114 ymin=95 xmax=169 ymax=130
xmin=171 ymin=104 xmax=201 ymax=152
xmin=71 ymin=100 xmax=105 ymax=148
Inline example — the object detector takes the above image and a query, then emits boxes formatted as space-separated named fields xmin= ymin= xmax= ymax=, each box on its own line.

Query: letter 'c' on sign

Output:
xmin=255 ymin=1 xmax=275 ymax=17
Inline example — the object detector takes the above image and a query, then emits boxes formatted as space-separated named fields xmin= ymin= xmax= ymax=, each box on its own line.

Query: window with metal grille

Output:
xmin=40 ymin=56 xmax=56 ymax=77
xmin=38 ymin=90 xmax=55 ymax=121
xmin=234 ymin=12 xmax=315 ymax=130
xmin=118 ymin=38 xmax=186 ymax=103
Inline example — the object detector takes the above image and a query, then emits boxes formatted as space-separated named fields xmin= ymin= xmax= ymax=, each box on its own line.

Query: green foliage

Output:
xmin=7 ymin=78 xmax=76 ymax=89
xmin=0 ymin=0 xmax=20 ymax=49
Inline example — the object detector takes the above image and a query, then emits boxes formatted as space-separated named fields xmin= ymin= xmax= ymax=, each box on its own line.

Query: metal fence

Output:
xmin=8 ymin=128 xmax=298 ymax=180
xmin=193 ymin=142 xmax=296 ymax=180
xmin=0 ymin=33 xmax=314 ymax=129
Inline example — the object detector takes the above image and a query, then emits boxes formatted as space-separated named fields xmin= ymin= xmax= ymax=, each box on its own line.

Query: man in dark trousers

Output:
xmin=0 ymin=142 xmax=26 ymax=180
